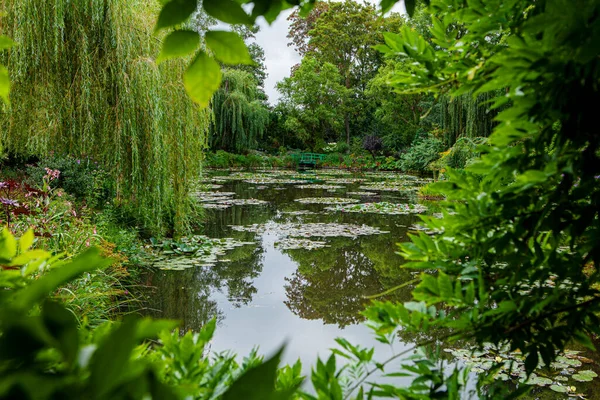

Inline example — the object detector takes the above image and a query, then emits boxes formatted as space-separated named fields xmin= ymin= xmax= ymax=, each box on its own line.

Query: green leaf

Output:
xmin=19 ymin=230 xmax=35 ymax=252
xmin=205 ymin=30 xmax=253 ymax=65
xmin=437 ymin=272 xmax=453 ymax=300
xmin=184 ymin=51 xmax=222 ymax=107
xmin=573 ymin=330 xmax=596 ymax=351
xmin=11 ymin=247 xmax=111 ymax=312
xmin=0 ymin=228 xmax=17 ymax=262
xmin=203 ymin=0 xmax=253 ymax=25
xmin=90 ymin=317 xmax=140 ymax=397
xmin=135 ymin=318 xmax=180 ymax=340
xmin=404 ymin=0 xmax=416 ymax=16
xmin=549 ymin=384 xmax=568 ymax=393
xmin=42 ymin=301 xmax=79 ymax=366
xmin=222 ymin=344 xmax=289 ymax=400
xmin=0 ymin=36 xmax=15 ymax=50
xmin=155 ymin=0 xmax=197 ymax=31
xmin=380 ymin=0 xmax=397 ymax=14
xmin=158 ymin=29 xmax=200 ymax=63
xmin=199 ymin=317 xmax=217 ymax=343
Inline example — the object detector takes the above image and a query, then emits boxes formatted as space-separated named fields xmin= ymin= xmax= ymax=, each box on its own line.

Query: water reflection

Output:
xmin=144 ymin=172 xmax=423 ymax=363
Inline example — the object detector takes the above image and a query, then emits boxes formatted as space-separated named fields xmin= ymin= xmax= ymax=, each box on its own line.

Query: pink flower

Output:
xmin=85 ymin=239 xmax=90 ymax=247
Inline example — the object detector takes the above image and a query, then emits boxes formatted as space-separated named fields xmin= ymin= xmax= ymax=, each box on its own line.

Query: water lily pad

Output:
xmin=295 ymin=197 xmax=360 ymax=205
xmin=572 ymin=370 xmax=597 ymax=382
xmin=549 ymin=384 xmax=568 ymax=393
xmin=325 ymin=202 xmax=427 ymax=215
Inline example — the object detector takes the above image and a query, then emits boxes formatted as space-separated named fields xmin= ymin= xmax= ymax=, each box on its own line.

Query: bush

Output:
xmin=335 ymin=142 xmax=349 ymax=154
xmin=26 ymin=154 xmax=112 ymax=208
xmin=398 ymin=134 xmax=443 ymax=172
xmin=363 ymin=135 xmax=384 ymax=159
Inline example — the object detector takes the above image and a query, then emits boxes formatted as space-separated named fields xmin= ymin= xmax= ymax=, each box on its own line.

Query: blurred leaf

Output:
xmin=155 ymin=0 xmax=197 ymax=31
xmin=205 ymin=31 xmax=253 ymax=65
xmin=203 ymin=0 xmax=253 ymax=25
xmin=42 ymin=301 xmax=79 ymax=366
xmin=184 ymin=51 xmax=222 ymax=107
xmin=158 ymin=30 xmax=200 ymax=62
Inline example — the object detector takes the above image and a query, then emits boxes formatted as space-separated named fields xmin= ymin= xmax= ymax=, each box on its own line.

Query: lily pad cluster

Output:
xmin=274 ymin=238 xmax=330 ymax=250
xmin=149 ymin=235 xmax=254 ymax=270
xmin=279 ymin=210 xmax=318 ymax=215
xmin=446 ymin=345 xmax=598 ymax=396
xmin=325 ymin=202 xmax=427 ymax=215
xmin=195 ymin=191 xmax=236 ymax=202
xmin=294 ymin=197 xmax=360 ymax=205
xmin=346 ymin=191 xmax=378 ymax=196
xmin=324 ymin=178 xmax=367 ymax=184
xmin=295 ymin=184 xmax=344 ymax=190
xmin=359 ymin=181 xmax=420 ymax=193
xmin=230 ymin=222 xmax=389 ymax=239
xmin=244 ymin=178 xmax=310 ymax=185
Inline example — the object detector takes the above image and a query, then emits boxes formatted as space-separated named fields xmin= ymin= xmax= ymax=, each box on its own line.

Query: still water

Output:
xmin=145 ymin=170 xmax=423 ymax=367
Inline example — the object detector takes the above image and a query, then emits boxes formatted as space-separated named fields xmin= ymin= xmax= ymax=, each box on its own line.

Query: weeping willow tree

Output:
xmin=0 ymin=0 xmax=210 ymax=235
xmin=440 ymin=91 xmax=500 ymax=147
xmin=211 ymin=69 xmax=269 ymax=153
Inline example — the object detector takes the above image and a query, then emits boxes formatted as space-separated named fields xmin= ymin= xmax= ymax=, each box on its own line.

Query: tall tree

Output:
xmin=211 ymin=69 xmax=269 ymax=153
xmin=301 ymin=1 xmax=403 ymax=144
xmin=277 ymin=57 xmax=348 ymax=149
xmin=0 ymin=0 xmax=210 ymax=235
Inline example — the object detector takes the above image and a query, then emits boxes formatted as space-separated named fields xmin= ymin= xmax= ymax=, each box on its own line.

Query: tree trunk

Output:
xmin=345 ymin=114 xmax=350 ymax=146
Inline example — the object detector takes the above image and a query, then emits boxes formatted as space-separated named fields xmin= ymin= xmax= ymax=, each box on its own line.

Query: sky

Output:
xmin=253 ymin=0 xmax=407 ymax=105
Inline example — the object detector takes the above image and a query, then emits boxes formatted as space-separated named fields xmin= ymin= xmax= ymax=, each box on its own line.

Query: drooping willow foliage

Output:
xmin=0 ymin=0 xmax=211 ymax=235
xmin=440 ymin=91 xmax=500 ymax=147
xmin=211 ymin=69 xmax=269 ymax=153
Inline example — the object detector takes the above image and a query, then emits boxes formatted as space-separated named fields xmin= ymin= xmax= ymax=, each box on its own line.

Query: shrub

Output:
xmin=398 ymin=134 xmax=443 ymax=172
xmin=26 ymin=154 xmax=112 ymax=208
xmin=363 ymin=135 xmax=383 ymax=160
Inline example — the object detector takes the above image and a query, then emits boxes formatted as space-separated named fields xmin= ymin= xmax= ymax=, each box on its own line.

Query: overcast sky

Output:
xmin=253 ymin=0 xmax=407 ymax=105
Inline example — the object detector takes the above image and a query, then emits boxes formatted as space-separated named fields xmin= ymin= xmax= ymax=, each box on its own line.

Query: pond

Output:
xmin=143 ymin=169 xmax=600 ymax=398
xmin=144 ymin=169 xmax=429 ymax=368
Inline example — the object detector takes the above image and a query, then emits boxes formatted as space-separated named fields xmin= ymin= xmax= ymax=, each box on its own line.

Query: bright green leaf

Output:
xmin=205 ymin=30 xmax=253 ymax=65
xmin=158 ymin=29 xmax=200 ymax=63
xmin=184 ymin=51 xmax=222 ymax=107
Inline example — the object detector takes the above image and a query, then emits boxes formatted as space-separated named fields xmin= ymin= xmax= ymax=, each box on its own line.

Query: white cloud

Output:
xmin=255 ymin=1 xmax=406 ymax=105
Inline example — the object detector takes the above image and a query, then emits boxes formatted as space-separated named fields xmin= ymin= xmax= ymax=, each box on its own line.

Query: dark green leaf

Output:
xmin=203 ymin=0 xmax=253 ymax=25
xmin=404 ymin=0 xmax=416 ymax=16
xmin=42 ymin=301 xmax=79 ymax=366
xmin=155 ymin=0 xmax=197 ymax=31
xmin=222 ymin=344 xmax=286 ymax=400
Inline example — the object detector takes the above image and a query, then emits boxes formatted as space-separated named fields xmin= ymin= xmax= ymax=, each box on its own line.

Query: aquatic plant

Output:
xmin=294 ymin=197 xmax=360 ymax=205
xmin=325 ymin=202 xmax=427 ymax=215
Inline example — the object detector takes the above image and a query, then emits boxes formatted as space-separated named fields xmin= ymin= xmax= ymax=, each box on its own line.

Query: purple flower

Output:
xmin=0 ymin=198 xmax=19 ymax=207
xmin=0 ymin=182 xmax=7 ymax=189
xmin=77 ymin=159 xmax=80 ymax=164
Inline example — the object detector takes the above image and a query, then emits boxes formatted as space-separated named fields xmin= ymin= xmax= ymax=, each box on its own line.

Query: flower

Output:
xmin=0 ymin=198 xmax=19 ymax=207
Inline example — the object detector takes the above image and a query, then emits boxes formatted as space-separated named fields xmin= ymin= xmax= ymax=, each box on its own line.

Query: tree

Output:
xmin=0 ymin=0 xmax=210 ymax=235
xmin=306 ymin=1 xmax=403 ymax=144
xmin=286 ymin=2 xmax=330 ymax=58
xmin=277 ymin=57 xmax=348 ymax=149
xmin=210 ymin=69 xmax=269 ymax=153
